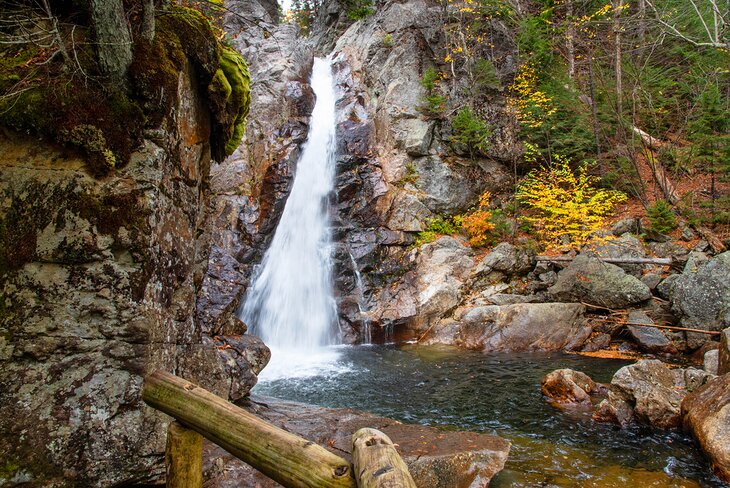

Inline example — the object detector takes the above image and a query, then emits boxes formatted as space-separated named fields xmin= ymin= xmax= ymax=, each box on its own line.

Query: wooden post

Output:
xmin=352 ymin=428 xmax=416 ymax=488
xmin=166 ymin=421 xmax=203 ymax=488
xmin=143 ymin=371 xmax=355 ymax=488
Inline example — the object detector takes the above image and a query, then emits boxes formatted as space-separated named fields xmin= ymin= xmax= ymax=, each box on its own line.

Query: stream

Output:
xmin=254 ymin=345 xmax=726 ymax=487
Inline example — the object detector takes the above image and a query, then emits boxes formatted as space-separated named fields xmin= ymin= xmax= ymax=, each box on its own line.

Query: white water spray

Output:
xmin=241 ymin=58 xmax=342 ymax=380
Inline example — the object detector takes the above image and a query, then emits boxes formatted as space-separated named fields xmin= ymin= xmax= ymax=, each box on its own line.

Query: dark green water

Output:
xmin=253 ymin=345 xmax=728 ymax=487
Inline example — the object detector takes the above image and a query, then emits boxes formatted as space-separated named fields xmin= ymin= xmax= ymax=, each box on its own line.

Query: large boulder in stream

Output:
xmin=421 ymin=303 xmax=591 ymax=352
xmin=548 ymin=255 xmax=651 ymax=309
xmin=593 ymin=360 xmax=714 ymax=429
xmin=681 ymin=374 xmax=730 ymax=482
xmin=203 ymin=396 xmax=511 ymax=488
xmin=670 ymin=251 xmax=730 ymax=349
xmin=541 ymin=369 xmax=600 ymax=407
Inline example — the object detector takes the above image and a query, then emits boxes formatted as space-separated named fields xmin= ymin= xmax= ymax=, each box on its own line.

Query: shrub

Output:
xmin=382 ymin=33 xmax=393 ymax=47
xmin=450 ymin=107 xmax=492 ymax=158
xmin=647 ymin=200 xmax=678 ymax=234
xmin=516 ymin=156 xmax=627 ymax=248
xmin=415 ymin=215 xmax=460 ymax=246
xmin=420 ymin=67 xmax=446 ymax=116
xmin=461 ymin=192 xmax=495 ymax=247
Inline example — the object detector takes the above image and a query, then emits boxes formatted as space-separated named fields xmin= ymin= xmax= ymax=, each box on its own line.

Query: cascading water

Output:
xmin=240 ymin=57 xmax=342 ymax=380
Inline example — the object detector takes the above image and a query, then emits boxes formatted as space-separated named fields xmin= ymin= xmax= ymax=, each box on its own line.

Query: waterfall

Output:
xmin=348 ymin=250 xmax=372 ymax=344
xmin=240 ymin=57 xmax=341 ymax=379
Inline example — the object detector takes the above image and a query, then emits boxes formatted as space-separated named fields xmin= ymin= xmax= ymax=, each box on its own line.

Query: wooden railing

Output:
xmin=142 ymin=371 xmax=415 ymax=488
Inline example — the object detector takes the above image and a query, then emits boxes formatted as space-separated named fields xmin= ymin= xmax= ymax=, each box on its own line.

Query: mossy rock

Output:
xmin=0 ymin=5 xmax=250 ymax=172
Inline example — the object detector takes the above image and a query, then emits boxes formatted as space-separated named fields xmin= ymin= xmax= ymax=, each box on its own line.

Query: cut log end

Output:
xmin=352 ymin=428 xmax=416 ymax=488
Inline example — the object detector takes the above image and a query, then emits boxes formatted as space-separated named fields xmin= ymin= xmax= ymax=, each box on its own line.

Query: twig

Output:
xmin=590 ymin=317 xmax=720 ymax=336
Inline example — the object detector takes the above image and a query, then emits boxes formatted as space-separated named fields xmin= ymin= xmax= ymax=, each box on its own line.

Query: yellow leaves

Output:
xmin=507 ymin=63 xmax=556 ymax=129
xmin=461 ymin=191 xmax=495 ymax=247
xmin=516 ymin=157 xmax=626 ymax=249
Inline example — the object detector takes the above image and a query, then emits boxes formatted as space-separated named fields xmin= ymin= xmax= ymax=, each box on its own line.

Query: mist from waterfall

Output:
xmin=240 ymin=57 xmax=343 ymax=380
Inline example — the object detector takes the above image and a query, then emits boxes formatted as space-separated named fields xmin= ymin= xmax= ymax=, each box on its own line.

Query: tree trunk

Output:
xmin=166 ymin=421 xmax=203 ymax=488
xmin=89 ymin=0 xmax=133 ymax=82
xmin=142 ymin=371 xmax=355 ymax=488
xmin=587 ymin=50 xmax=601 ymax=161
xmin=352 ymin=429 xmax=416 ymax=488
xmin=644 ymin=149 xmax=680 ymax=204
xmin=566 ymin=0 xmax=575 ymax=80
xmin=141 ymin=0 xmax=155 ymax=42
xmin=613 ymin=0 xmax=623 ymax=122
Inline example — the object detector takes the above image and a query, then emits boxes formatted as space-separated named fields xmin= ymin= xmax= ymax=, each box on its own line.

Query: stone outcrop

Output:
xmin=203 ymin=396 xmax=511 ymax=488
xmin=0 ymin=3 xmax=276 ymax=484
xmin=593 ymin=360 xmax=713 ymax=429
xmin=422 ymin=303 xmax=591 ymax=352
xmin=625 ymin=311 xmax=677 ymax=355
xmin=197 ymin=0 xmax=316 ymax=334
xmin=548 ymin=255 xmax=652 ymax=309
xmin=670 ymin=251 xmax=730 ymax=349
xmin=681 ymin=374 xmax=730 ymax=483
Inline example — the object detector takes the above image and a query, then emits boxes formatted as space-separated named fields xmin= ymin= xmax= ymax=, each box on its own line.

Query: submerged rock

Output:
xmin=422 ymin=302 xmax=591 ymax=352
xmin=203 ymin=396 xmax=511 ymax=488
xmin=548 ymin=255 xmax=651 ymax=309
xmin=681 ymin=375 xmax=730 ymax=483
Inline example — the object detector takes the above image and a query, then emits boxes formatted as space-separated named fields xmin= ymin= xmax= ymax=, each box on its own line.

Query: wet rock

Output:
xmin=681 ymin=375 xmax=730 ymax=482
xmin=548 ymin=255 xmax=652 ymax=309
xmin=593 ymin=360 xmax=713 ymax=430
xmin=541 ymin=369 xmax=598 ymax=407
xmin=670 ymin=251 xmax=730 ymax=349
xmin=626 ymin=311 xmax=677 ymax=354
xmin=203 ymin=396 xmax=511 ymax=488
xmin=720 ymin=328 xmax=730 ymax=375
xmin=422 ymin=303 xmax=591 ymax=352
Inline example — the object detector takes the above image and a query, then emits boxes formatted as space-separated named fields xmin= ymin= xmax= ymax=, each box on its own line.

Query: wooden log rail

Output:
xmin=143 ymin=371 xmax=413 ymax=488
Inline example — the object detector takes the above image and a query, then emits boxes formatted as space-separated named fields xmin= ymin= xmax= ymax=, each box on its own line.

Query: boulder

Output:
xmin=473 ymin=242 xmax=537 ymax=278
xmin=548 ymin=255 xmax=652 ymax=309
xmin=541 ymin=369 xmax=598 ymax=407
xmin=586 ymin=234 xmax=647 ymax=276
xmin=704 ymin=349 xmax=719 ymax=375
xmin=681 ymin=375 xmax=730 ymax=482
xmin=625 ymin=311 xmax=677 ymax=354
xmin=593 ymin=360 xmax=714 ymax=429
xmin=203 ymin=396 xmax=511 ymax=488
xmin=414 ymin=237 xmax=474 ymax=325
xmin=611 ymin=217 xmax=642 ymax=236
xmin=720 ymin=328 xmax=730 ymax=375
xmin=422 ymin=303 xmax=591 ymax=352
xmin=581 ymin=332 xmax=612 ymax=352
xmin=670 ymin=251 xmax=730 ymax=349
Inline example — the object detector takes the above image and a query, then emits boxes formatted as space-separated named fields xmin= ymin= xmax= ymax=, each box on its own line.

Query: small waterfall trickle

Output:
xmin=348 ymin=250 xmax=372 ymax=344
xmin=240 ymin=58 xmax=342 ymax=380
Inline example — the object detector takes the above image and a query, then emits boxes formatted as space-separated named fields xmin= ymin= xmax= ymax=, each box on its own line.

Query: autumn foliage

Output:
xmin=461 ymin=191 xmax=495 ymax=247
xmin=516 ymin=157 xmax=626 ymax=248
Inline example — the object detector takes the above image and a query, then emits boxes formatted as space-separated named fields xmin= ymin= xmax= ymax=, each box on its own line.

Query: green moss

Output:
xmin=217 ymin=46 xmax=251 ymax=157
xmin=0 ymin=5 xmax=250 ymax=170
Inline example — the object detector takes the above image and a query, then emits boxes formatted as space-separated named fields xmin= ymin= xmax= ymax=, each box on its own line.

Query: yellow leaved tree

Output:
xmin=516 ymin=157 xmax=626 ymax=248
xmin=461 ymin=191 xmax=495 ymax=247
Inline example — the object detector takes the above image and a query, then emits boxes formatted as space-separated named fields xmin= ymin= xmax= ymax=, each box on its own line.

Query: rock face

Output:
xmin=681 ymin=375 xmax=730 ymax=483
xmin=422 ymin=303 xmax=591 ymax=352
xmin=670 ymin=251 xmax=730 ymax=349
xmin=593 ymin=360 xmax=713 ymax=429
xmin=315 ymin=0 xmax=516 ymax=340
xmin=203 ymin=396 xmax=511 ymax=488
xmin=0 ymin=6 xmax=277 ymax=484
xmin=197 ymin=0 xmax=315 ymax=334
xmin=541 ymin=369 xmax=599 ymax=407
xmin=548 ymin=255 xmax=652 ymax=309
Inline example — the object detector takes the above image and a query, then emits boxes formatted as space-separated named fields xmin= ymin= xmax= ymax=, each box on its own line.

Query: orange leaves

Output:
xmin=461 ymin=191 xmax=496 ymax=247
